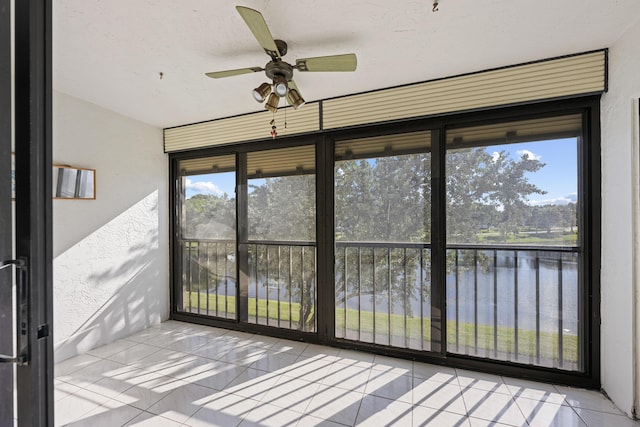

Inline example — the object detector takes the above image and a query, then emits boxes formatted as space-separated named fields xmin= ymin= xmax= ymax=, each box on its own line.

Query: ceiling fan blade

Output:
xmin=205 ymin=67 xmax=263 ymax=79
xmin=236 ymin=6 xmax=281 ymax=60
xmin=296 ymin=53 xmax=357 ymax=72
xmin=288 ymin=79 xmax=301 ymax=92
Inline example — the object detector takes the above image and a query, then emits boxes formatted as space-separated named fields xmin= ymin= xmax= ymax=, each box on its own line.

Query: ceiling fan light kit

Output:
xmin=265 ymin=92 xmax=280 ymax=113
xmin=286 ymin=88 xmax=305 ymax=110
xmin=252 ymin=82 xmax=272 ymax=102
xmin=273 ymin=77 xmax=289 ymax=97
xmin=205 ymin=6 xmax=357 ymax=116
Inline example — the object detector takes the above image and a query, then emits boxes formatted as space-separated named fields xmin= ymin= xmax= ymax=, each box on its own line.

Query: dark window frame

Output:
xmin=169 ymin=95 xmax=601 ymax=389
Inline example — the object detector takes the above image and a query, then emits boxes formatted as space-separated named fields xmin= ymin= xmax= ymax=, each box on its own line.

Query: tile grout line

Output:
xmin=55 ymin=321 xmax=638 ymax=427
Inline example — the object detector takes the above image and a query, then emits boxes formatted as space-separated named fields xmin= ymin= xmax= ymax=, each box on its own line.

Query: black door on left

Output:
xmin=0 ymin=0 xmax=15 ymax=422
xmin=0 ymin=1 xmax=54 ymax=425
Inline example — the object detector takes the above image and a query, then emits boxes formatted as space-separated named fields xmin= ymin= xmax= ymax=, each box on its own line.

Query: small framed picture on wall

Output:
xmin=53 ymin=165 xmax=96 ymax=199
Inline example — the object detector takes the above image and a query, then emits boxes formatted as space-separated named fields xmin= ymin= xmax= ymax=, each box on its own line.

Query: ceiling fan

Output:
xmin=205 ymin=6 xmax=358 ymax=112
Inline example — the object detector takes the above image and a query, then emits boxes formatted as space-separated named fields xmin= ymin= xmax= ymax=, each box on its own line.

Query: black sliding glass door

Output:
xmin=175 ymin=145 xmax=317 ymax=334
xmin=333 ymin=131 xmax=436 ymax=351
xmin=445 ymin=115 xmax=584 ymax=371
xmin=1 ymin=0 xmax=54 ymax=425
xmin=171 ymin=101 xmax=599 ymax=386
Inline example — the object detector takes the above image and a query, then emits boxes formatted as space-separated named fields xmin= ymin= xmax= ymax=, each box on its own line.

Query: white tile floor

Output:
xmin=54 ymin=321 xmax=639 ymax=427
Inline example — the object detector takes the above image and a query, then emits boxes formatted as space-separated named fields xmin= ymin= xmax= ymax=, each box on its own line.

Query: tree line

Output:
xmin=182 ymin=147 xmax=577 ymax=329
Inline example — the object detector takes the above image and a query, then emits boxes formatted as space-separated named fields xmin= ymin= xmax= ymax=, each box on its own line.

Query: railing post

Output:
xmin=224 ymin=243 xmax=229 ymax=317
xmin=254 ymin=246 xmax=259 ymax=323
xmin=387 ymin=247 xmax=392 ymax=346
xmin=474 ymin=249 xmax=479 ymax=355
xmin=493 ymin=249 xmax=498 ymax=358
xmin=196 ymin=243 xmax=202 ymax=314
xmin=187 ymin=242 xmax=192 ymax=312
xmin=535 ymin=252 xmax=541 ymax=364
xmin=455 ymin=249 xmax=459 ymax=352
xmin=558 ymin=255 xmax=564 ymax=368
xmin=343 ymin=246 xmax=348 ymax=339
xmin=289 ymin=247 xmax=293 ymax=329
xmin=403 ymin=247 xmax=408 ymax=349
xmin=266 ymin=246 xmax=270 ymax=326
xmin=420 ymin=248 xmax=425 ymax=351
xmin=207 ymin=242 xmax=211 ymax=316
xmin=277 ymin=246 xmax=281 ymax=328
xmin=372 ymin=247 xmax=377 ymax=343
xmin=301 ymin=246 xmax=305 ymax=331
xmin=514 ymin=250 xmax=519 ymax=361
xmin=357 ymin=246 xmax=362 ymax=342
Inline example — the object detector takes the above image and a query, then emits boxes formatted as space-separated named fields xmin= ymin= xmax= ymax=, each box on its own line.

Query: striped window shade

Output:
xmin=165 ymin=50 xmax=605 ymax=153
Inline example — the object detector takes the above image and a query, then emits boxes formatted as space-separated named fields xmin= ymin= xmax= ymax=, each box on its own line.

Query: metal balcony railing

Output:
xmin=335 ymin=241 xmax=581 ymax=371
xmin=181 ymin=239 xmax=581 ymax=371
xmin=247 ymin=241 xmax=317 ymax=332
xmin=334 ymin=242 xmax=432 ymax=351
xmin=446 ymin=244 xmax=580 ymax=371
xmin=180 ymin=239 xmax=317 ymax=332
xmin=181 ymin=239 xmax=236 ymax=319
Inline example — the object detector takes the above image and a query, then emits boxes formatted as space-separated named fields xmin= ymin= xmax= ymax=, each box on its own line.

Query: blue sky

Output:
xmin=487 ymin=137 xmax=578 ymax=206
xmin=185 ymin=172 xmax=235 ymax=198
xmin=185 ymin=137 xmax=578 ymax=206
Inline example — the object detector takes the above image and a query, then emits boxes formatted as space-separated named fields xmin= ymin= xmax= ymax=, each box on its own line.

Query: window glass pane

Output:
xmin=335 ymin=155 xmax=431 ymax=243
xmin=248 ymin=175 xmax=316 ymax=242
xmin=178 ymin=155 xmax=236 ymax=319
xmin=445 ymin=115 xmax=582 ymax=371
xmin=335 ymin=133 xmax=431 ymax=351
xmin=246 ymin=146 xmax=317 ymax=332
xmin=248 ymin=146 xmax=316 ymax=242
xmin=182 ymin=171 xmax=236 ymax=240
xmin=446 ymin=138 xmax=578 ymax=245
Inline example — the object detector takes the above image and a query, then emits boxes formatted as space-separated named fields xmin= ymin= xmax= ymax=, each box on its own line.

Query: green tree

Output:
xmin=182 ymin=145 xmax=557 ymax=330
xmin=184 ymin=193 xmax=235 ymax=239
xmin=335 ymin=154 xmax=430 ymax=316
xmin=247 ymin=174 xmax=317 ymax=331
xmin=248 ymin=176 xmax=315 ymax=241
xmin=182 ymin=192 xmax=236 ymax=294
xmin=446 ymin=148 xmax=546 ymax=243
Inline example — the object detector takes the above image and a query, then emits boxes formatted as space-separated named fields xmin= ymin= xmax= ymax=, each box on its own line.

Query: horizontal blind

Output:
xmin=247 ymin=145 xmax=315 ymax=178
xmin=335 ymin=131 xmax=431 ymax=159
xmin=323 ymin=51 xmax=605 ymax=130
xmin=446 ymin=114 xmax=582 ymax=147
xmin=165 ymin=50 xmax=605 ymax=152
xmin=178 ymin=155 xmax=235 ymax=175
xmin=165 ymin=103 xmax=320 ymax=152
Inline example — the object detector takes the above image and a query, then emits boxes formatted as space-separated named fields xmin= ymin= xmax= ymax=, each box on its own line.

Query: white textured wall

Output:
xmin=600 ymin=17 xmax=640 ymax=417
xmin=52 ymin=91 xmax=168 ymax=362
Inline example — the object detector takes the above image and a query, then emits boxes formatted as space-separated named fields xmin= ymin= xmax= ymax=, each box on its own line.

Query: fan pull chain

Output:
xmin=270 ymin=114 xmax=278 ymax=139
xmin=432 ymin=1 xmax=439 ymax=12
xmin=284 ymin=108 xmax=288 ymax=131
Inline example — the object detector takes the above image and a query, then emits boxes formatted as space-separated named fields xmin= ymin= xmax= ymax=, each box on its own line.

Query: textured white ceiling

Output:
xmin=53 ymin=0 xmax=640 ymax=128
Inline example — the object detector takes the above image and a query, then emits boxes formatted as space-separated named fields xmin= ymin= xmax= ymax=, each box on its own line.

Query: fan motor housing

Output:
xmin=265 ymin=60 xmax=294 ymax=81
xmin=274 ymin=39 xmax=288 ymax=57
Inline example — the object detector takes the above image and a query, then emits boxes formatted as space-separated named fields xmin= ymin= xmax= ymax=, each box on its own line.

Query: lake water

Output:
xmin=198 ymin=247 xmax=580 ymax=337
xmin=337 ymin=249 xmax=579 ymax=336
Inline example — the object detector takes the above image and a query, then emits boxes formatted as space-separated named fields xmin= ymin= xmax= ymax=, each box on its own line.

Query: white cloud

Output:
xmin=517 ymin=149 xmax=541 ymax=161
xmin=527 ymin=193 xmax=577 ymax=206
xmin=185 ymin=178 xmax=223 ymax=196
xmin=491 ymin=151 xmax=501 ymax=162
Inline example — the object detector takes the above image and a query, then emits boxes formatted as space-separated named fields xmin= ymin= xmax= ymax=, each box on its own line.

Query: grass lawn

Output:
xmin=478 ymin=230 xmax=578 ymax=245
xmin=185 ymin=292 xmax=305 ymax=323
xmin=185 ymin=292 xmax=578 ymax=364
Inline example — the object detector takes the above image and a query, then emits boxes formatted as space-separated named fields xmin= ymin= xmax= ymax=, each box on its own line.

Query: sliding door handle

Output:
xmin=0 ymin=258 xmax=29 ymax=365
xmin=0 ymin=259 xmax=24 ymax=270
